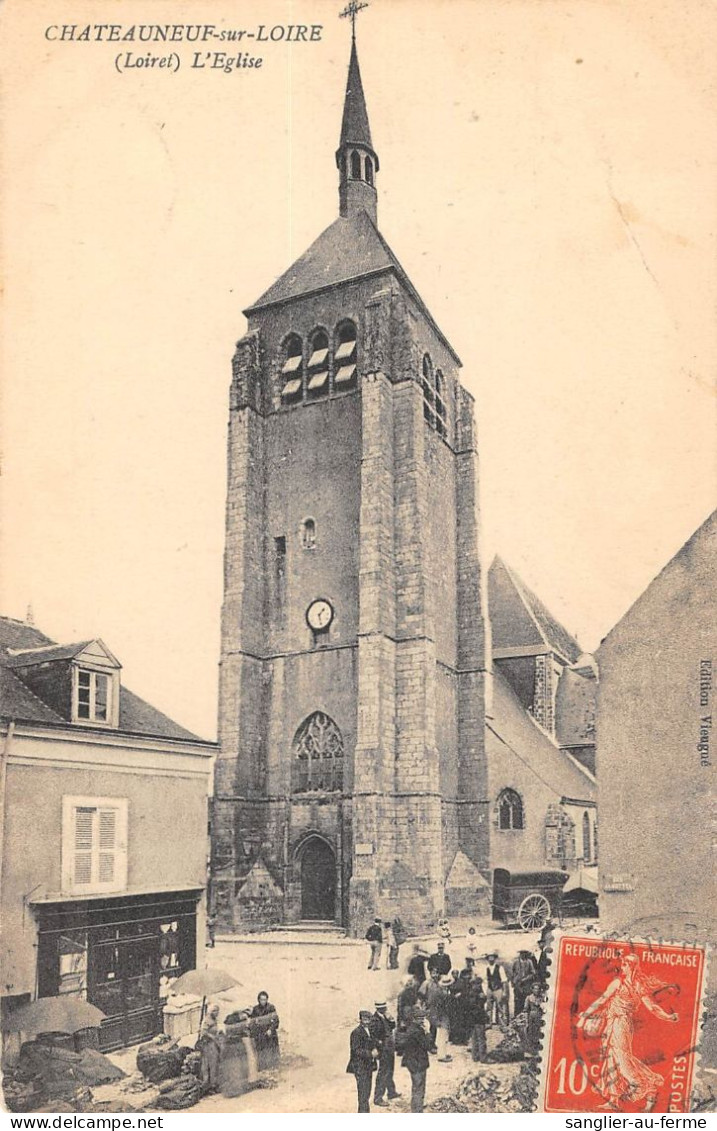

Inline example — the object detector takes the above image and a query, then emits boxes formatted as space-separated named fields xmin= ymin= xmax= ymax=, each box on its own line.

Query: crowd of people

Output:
xmin=348 ymin=919 xmax=551 ymax=1112
xmin=196 ymin=991 xmax=280 ymax=1098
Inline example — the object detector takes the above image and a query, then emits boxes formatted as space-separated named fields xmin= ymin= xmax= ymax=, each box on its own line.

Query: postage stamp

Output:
xmin=539 ymin=933 xmax=709 ymax=1114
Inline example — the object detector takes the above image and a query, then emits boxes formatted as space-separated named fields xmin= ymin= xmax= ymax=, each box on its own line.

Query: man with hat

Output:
xmin=400 ymin=1003 xmax=433 ymax=1113
xmin=346 ymin=1009 xmax=379 ymax=1112
xmin=485 ymin=951 xmax=509 ymax=1028
xmin=511 ymin=948 xmax=539 ymax=1017
xmin=365 ymin=917 xmax=384 ymax=970
xmin=370 ymin=1000 xmax=401 ymax=1106
xmin=427 ymin=940 xmax=452 ymax=978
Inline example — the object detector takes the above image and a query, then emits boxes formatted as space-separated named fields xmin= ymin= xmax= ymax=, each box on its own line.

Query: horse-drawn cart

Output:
xmin=492 ymin=867 xmax=568 ymax=930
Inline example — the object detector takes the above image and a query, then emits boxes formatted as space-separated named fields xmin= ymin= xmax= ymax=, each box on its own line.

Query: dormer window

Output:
xmin=77 ymin=669 xmax=110 ymax=722
xmin=70 ymin=642 xmax=121 ymax=727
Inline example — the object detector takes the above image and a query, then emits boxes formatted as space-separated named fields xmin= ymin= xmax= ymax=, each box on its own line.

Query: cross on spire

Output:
xmin=339 ymin=0 xmax=369 ymax=40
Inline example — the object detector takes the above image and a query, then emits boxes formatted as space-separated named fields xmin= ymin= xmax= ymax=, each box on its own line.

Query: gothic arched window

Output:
xmin=435 ymin=369 xmax=447 ymax=438
xmin=582 ymin=811 xmax=591 ymax=863
xmin=334 ymin=321 xmax=357 ymax=390
xmin=365 ymin=155 xmax=374 ymax=185
xmin=292 ymin=712 xmax=344 ymax=793
xmin=280 ymin=334 xmax=303 ymax=404
xmin=307 ymin=329 xmax=329 ymax=398
xmin=350 ymin=150 xmax=362 ymax=179
xmin=497 ymin=788 xmax=524 ymax=831
xmin=421 ymin=354 xmax=435 ymax=427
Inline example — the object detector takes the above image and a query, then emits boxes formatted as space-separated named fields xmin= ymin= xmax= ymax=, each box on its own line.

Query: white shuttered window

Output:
xmin=62 ymin=797 xmax=128 ymax=894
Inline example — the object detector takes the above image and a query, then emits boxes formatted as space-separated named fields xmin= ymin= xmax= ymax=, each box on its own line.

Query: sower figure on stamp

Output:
xmin=370 ymin=1000 xmax=401 ymax=1106
xmin=576 ymin=954 xmax=678 ymax=1112
xmin=346 ymin=1009 xmax=379 ymax=1113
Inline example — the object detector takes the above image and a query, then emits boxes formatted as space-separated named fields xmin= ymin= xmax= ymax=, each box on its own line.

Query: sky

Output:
xmin=1 ymin=0 xmax=715 ymax=740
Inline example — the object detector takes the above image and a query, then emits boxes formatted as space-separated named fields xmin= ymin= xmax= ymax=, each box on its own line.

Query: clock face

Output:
xmin=306 ymin=598 xmax=334 ymax=632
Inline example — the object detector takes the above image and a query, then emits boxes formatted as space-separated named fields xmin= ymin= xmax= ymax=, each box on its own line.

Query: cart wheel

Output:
xmin=518 ymin=893 xmax=551 ymax=931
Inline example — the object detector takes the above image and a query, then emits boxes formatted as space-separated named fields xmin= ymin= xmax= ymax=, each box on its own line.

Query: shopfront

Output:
xmin=34 ymin=889 xmax=201 ymax=1051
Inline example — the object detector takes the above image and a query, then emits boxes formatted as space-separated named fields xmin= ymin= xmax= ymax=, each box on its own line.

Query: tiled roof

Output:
xmin=489 ymin=557 xmax=582 ymax=664
xmin=0 ymin=616 xmax=208 ymax=744
xmin=244 ymin=210 xmax=461 ymax=364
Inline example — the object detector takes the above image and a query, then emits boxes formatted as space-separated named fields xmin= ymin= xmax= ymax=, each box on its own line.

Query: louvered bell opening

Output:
xmin=308 ymin=347 xmax=329 ymax=368
xmin=334 ymin=339 xmax=356 ymax=362
xmin=335 ymin=364 xmax=357 ymax=386
xmin=307 ymin=370 xmax=329 ymax=392
xmin=281 ymin=377 xmax=302 ymax=402
xmin=281 ymin=353 xmax=302 ymax=374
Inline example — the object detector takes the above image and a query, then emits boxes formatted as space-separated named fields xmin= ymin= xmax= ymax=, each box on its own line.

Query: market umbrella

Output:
xmin=170 ymin=967 xmax=240 ymax=1029
xmin=1 ymin=996 xmax=106 ymax=1035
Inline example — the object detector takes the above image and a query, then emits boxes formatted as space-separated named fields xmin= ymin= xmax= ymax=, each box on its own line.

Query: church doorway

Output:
xmin=300 ymin=837 xmax=336 ymax=921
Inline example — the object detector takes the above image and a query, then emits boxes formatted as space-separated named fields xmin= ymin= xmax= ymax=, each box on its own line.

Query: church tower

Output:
xmin=212 ymin=22 xmax=490 ymax=934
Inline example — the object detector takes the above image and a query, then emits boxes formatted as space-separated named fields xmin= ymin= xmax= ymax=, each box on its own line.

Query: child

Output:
xmin=438 ymin=917 xmax=452 ymax=945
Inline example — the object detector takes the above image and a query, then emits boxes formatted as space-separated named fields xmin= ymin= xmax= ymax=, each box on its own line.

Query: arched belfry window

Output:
xmin=365 ymin=155 xmax=374 ymax=185
xmin=582 ymin=811 xmax=591 ymax=863
xmin=307 ymin=329 xmax=329 ymax=398
xmin=435 ymin=369 xmax=448 ymax=438
xmin=334 ymin=321 xmax=357 ymax=390
xmin=350 ymin=150 xmax=362 ymax=180
xmin=292 ymin=712 xmax=344 ymax=793
xmin=280 ymin=334 xmax=303 ymax=404
xmin=497 ymin=788 xmax=524 ymax=831
xmin=421 ymin=354 xmax=435 ymax=427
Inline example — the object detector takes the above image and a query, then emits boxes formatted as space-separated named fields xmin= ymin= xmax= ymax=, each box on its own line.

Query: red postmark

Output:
xmin=541 ymin=935 xmax=706 ymax=1113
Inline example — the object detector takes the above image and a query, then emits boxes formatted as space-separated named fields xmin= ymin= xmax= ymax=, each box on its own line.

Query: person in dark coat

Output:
xmin=511 ymin=950 xmax=539 ymax=1017
xmin=407 ymin=945 xmax=428 ymax=983
xmin=427 ymin=942 xmax=451 ymax=977
xmin=370 ymin=1001 xmax=401 ymax=1106
xmin=249 ymin=991 xmax=280 ymax=1071
xmin=397 ymin=975 xmax=421 ymax=1028
xmin=218 ymin=1011 xmax=256 ymax=1097
xmin=468 ymin=977 xmax=489 ymax=1062
xmin=346 ymin=1009 xmax=378 ymax=1112
xmin=365 ymin=919 xmax=383 ymax=971
xmin=400 ymin=1004 xmax=433 ymax=1113
xmin=448 ymin=969 xmax=473 ymax=1045
xmin=537 ymin=939 xmax=549 ymax=987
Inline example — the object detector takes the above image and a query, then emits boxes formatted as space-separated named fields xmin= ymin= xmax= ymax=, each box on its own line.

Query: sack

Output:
xmin=582 ymin=1013 xmax=605 ymax=1038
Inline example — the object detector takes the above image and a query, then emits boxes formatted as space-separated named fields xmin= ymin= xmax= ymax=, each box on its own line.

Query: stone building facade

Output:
xmin=213 ymin=35 xmax=596 ymax=935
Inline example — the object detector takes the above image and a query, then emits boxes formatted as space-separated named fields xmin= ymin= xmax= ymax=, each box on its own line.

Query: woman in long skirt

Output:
xmin=250 ymin=991 xmax=280 ymax=1071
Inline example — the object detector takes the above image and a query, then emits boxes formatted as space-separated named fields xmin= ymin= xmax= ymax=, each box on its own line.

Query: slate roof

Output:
xmin=4 ymin=641 xmax=94 ymax=667
xmin=244 ymin=210 xmax=461 ymax=364
xmin=489 ymin=557 xmax=582 ymax=664
xmin=0 ymin=616 xmax=206 ymax=743
xmin=339 ymin=38 xmax=373 ymax=151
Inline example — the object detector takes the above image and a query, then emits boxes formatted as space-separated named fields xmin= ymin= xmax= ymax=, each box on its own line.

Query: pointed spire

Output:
xmin=335 ymin=33 xmax=379 ymax=224
xmin=339 ymin=38 xmax=373 ymax=151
